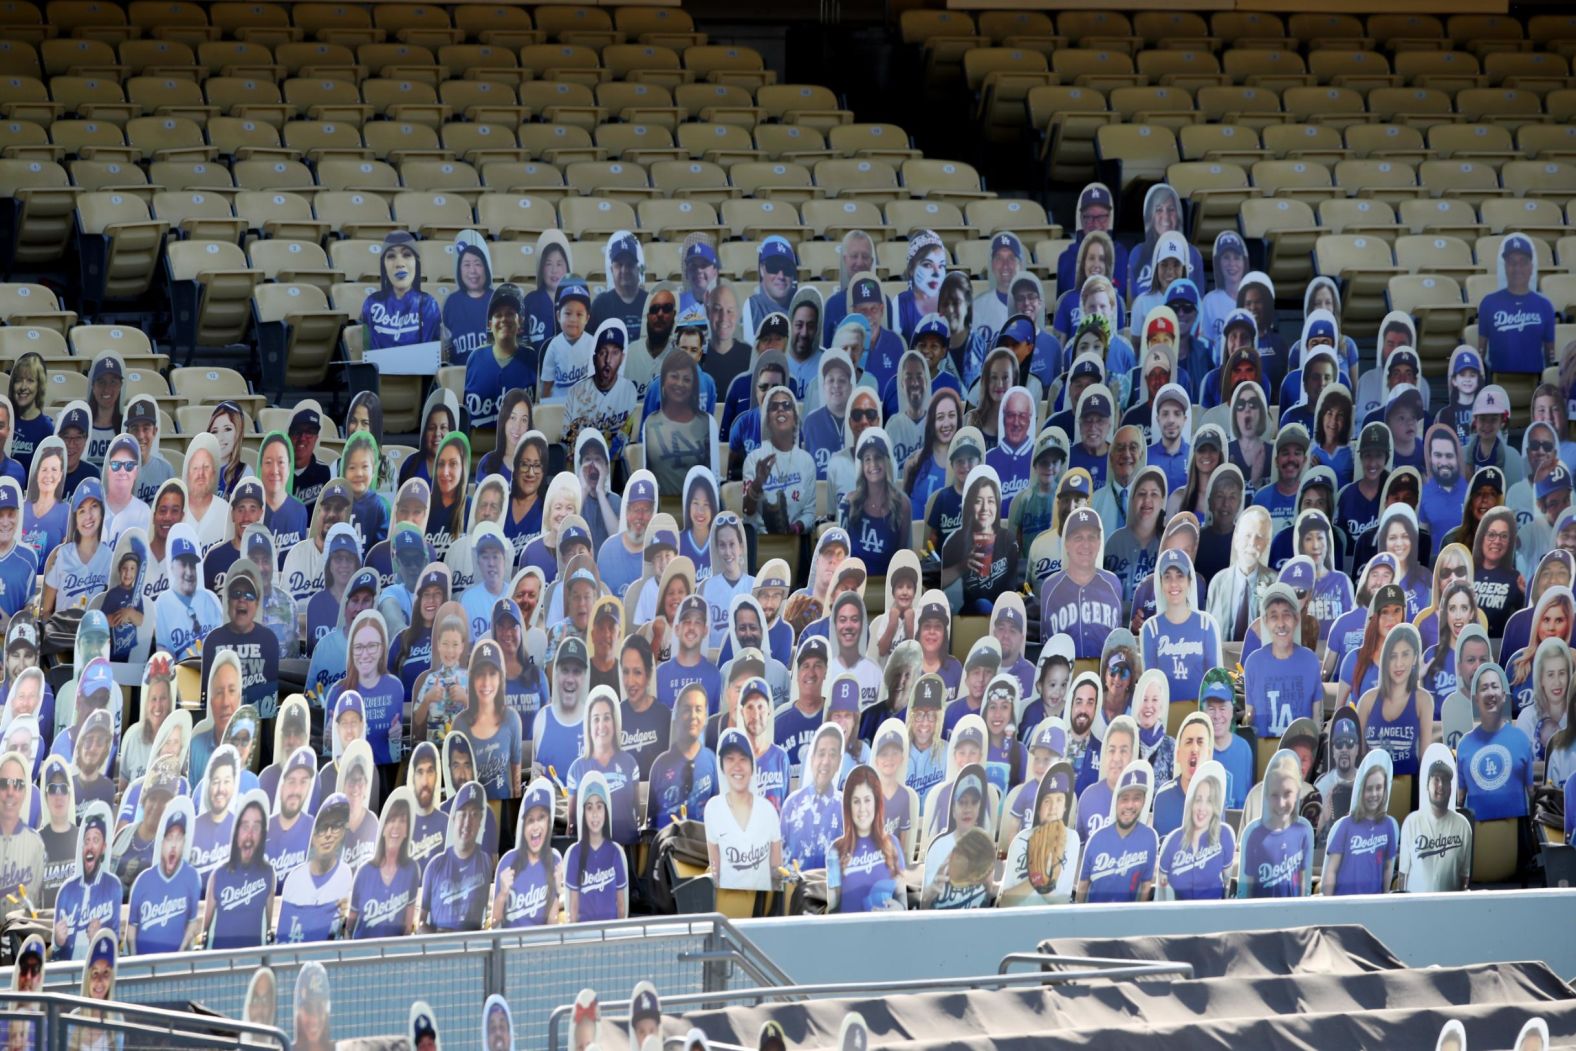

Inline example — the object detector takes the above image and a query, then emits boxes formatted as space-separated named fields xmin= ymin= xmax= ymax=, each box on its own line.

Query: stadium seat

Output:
xmin=246 ymin=239 xmax=342 ymax=290
xmin=1518 ymin=124 xmax=1576 ymax=160
xmin=0 ymin=282 xmax=74 ymax=335
xmin=1369 ymin=14 xmax=1446 ymax=51
xmin=1387 ymin=274 xmax=1469 ymax=360
xmin=532 ymin=6 xmax=613 ymax=46
xmin=753 ymin=124 xmax=832 ymax=163
xmin=1094 ymin=123 xmax=1177 ymax=196
xmin=479 ymin=161 xmax=568 ymax=198
xmin=813 ymin=158 xmax=899 ymax=202
xmin=233 ymin=158 xmax=316 ymax=196
xmin=675 ymin=83 xmax=761 ymax=128
xmin=453 ymin=4 xmax=540 ymax=49
xmin=67 ymin=159 xmax=149 ymax=198
xmin=1252 ymin=159 xmax=1334 ymax=203
xmin=1195 ymin=86 xmax=1284 ymax=130
xmin=1310 ymin=50 xmax=1399 ymax=92
xmin=75 ymin=190 xmax=169 ymax=301
xmin=519 ymin=44 xmax=605 ymax=88
xmin=650 ymin=160 xmax=733 ymax=205
xmin=71 ymin=324 xmax=167 ymax=373
xmin=602 ymin=45 xmax=685 ymax=89
xmin=0 ymin=157 xmax=74 ymax=265
xmin=827 ymin=123 xmax=920 ymax=163
xmin=1501 ymin=160 xmax=1576 ymax=201
xmin=1224 ymin=49 xmax=1312 ymax=90
xmin=1239 ymin=196 xmax=1318 ymax=285
xmin=1344 ymin=124 xmax=1428 ymax=164
xmin=1366 ymin=88 xmax=1455 ymax=130
xmin=127 ymin=76 xmax=213 ymax=126
xmin=966 ymin=198 xmax=1059 ymax=241
xmin=559 ymin=196 xmax=638 ymax=239
xmin=0 ymin=325 xmax=67 ymax=369
xmin=676 ymin=122 xmax=760 ymax=165
xmin=1399 ymin=197 xmax=1487 ymax=238
xmin=127 ymin=115 xmax=215 ymax=161
xmin=885 ymin=199 xmax=971 ymax=245
xmin=802 ymin=198 xmax=887 ymax=239
xmin=516 ymin=125 xmax=600 ymax=166
xmin=363 ymin=123 xmax=448 ymax=165
xmin=362 ymin=79 xmax=450 ymax=128
xmin=598 ymin=83 xmax=684 ymax=130
xmin=1109 ymin=86 xmax=1198 ymax=132
xmin=1167 ymin=161 xmax=1254 ymax=246
xmin=1314 ymin=234 xmax=1405 ymax=332
xmin=757 ymin=84 xmax=852 ymax=132
xmin=518 ymin=81 xmax=603 ymax=130
xmin=166 ymin=239 xmax=261 ymax=352
xmin=1395 ymin=234 xmax=1479 ymax=283
xmin=153 ymin=190 xmax=246 ymax=243
xmin=684 ymin=45 xmax=774 ymax=90
xmin=1136 ymin=49 xmax=1225 ymax=91
xmin=1334 ymin=159 xmax=1423 ymax=205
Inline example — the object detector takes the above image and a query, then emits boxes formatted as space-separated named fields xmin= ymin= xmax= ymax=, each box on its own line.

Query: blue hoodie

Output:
xmin=442 ymin=232 xmax=493 ymax=367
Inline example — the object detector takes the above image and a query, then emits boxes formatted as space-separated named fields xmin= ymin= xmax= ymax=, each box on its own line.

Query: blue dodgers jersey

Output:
xmin=422 ymin=848 xmax=491 ymax=931
xmin=1326 ymin=815 xmax=1399 ymax=895
xmin=207 ymin=864 xmax=272 ymax=949
xmin=655 ymin=657 xmax=722 ymax=714
xmin=619 ymin=699 xmax=671 ymax=778
xmin=350 ymin=859 xmax=420 ymax=939
xmin=649 ymin=748 xmax=718 ymax=829
xmin=53 ymin=875 xmax=121 ymax=958
xmin=1457 ymin=725 xmax=1534 ymax=820
xmin=1157 ymin=825 xmax=1234 ymax=900
xmin=128 ymin=863 xmax=201 ymax=955
xmin=1238 ymin=819 xmax=1314 ymax=898
xmin=1077 ymin=822 xmax=1159 ymax=903
xmin=800 ymin=407 xmax=843 ymax=479
xmin=564 ymin=839 xmax=627 ymax=922
xmin=464 ymin=347 xmax=537 ymax=431
xmin=492 ymin=850 xmax=555 ymax=928
xmin=1039 ymin=570 xmax=1124 ymax=659
xmin=1141 ymin=612 xmax=1218 ymax=703
xmin=1479 ymin=288 xmax=1556 ymax=374
xmin=362 ymin=289 xmax=440 ymax=349
xmin=264 ymin=815 xmax=311 ymax=892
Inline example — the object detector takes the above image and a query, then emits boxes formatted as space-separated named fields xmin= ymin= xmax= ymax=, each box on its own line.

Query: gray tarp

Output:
xmin=1034 ymin=924 xmax=1405 ymax=978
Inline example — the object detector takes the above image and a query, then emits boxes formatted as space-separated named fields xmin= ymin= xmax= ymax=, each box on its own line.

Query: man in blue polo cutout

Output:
xmin=1478 ymin=234 xmax=1557 ymax=376
xmin=419 ymin=780 xmax=489 ymax=933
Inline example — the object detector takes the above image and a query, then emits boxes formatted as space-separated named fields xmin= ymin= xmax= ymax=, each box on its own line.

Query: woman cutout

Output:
xmin=826 ymin=763 xmax=906 ymax=912
xmin=206 ymin=401 xmax=251 ymax=500
xmin=564 ymin=771 xmax=627 ymax=922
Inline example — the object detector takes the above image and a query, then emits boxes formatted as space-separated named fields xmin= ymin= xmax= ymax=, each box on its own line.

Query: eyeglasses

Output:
xmin=518 ymin=460 xmax=544 ymax=475
xmin=45 ymin=782 xmax=69 ymax=795
xmin=1444 ymin=565 xmax=1469 ymax=579
xmin=756 ymin=382 xmax=775 ymax=392
xmin=108 ymin=459 xmax=137 ymax=473
xmin=766 ymin=400 xmax=793 ymax=413
xmin=649 ymin=302 xmax=675 ymax=315
xmin=1530 ymin=441 xmax=1555 ymax=453
xmin=761 ymin=261 xmax=793 ymax=275
xmin=352 ymin=642 xmax=381 ymax=656
xmin=0 ymin=778 xmax=24 ymax=791
xmin=849 ymin=409 xmax=879 ymax=423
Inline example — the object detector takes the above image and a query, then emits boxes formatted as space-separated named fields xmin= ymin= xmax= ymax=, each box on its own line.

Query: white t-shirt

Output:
xmin=740 ymin=444 xmax=817 ymax=534
xmin=564 ymin=376 xmax=638 ymax=446
xmin=828 ymin=653 xmax=883 ymax=711
xmin=188 ymin=497 xmax=231 ymax=553
xmin=702 ymin=792 xmax=781 ymax=891
xmin=1001 ymin=824 xmax=1081 ymax=904
xmin=1398 ymin=807 xmax=1472 ymax=893
xmin=105 ymin=497 xmax=151 ymax=546
xmin=540 ymin=331 xmax=595 ymax=403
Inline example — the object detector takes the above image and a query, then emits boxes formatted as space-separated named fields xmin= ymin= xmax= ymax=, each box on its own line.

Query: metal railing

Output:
xmin=549 ymin=950 xmax=1195 ymax=1051
xmin=0 ymin=991 xmax=289 ymax=1051
xmin=34 ymin=914 xmax=789 ymax=1051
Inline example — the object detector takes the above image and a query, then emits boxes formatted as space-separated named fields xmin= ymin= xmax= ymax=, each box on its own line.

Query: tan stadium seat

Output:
xmin=904 ymin=11 xmax=986 ymax=95
xmin=597 ymin=82 xmax=684 ymax=130
xmin=249 ymin=237 xmax=341 ymax=289
xmin=278 ymin=122 xmax=370 ymax=166
xmin=440 ymin=81 xmax=527 ymax=126
xmin=1484 ymin=52 xmax=1570 ymax=93
xmin=250 ymin=283 xmax=348 ymax=395
xmin=72 ymin=325 xmax=167 ymax=374
xmin=1223 ymin=49 xmax=1311 ymax=90
xmin=802 ymin=198 xmax=888 ymax=240
xmin=973 ymin=51 xmax=1055 ymax=142
xmin=730 ymin=161 xmax=815 ymax=205
xmin=475 ymin=193 xmax=557 ymax=240
xmin=1318 ymin=198 xmax=1402 ymax=241
xmin=327 ymin=240 xmax=387 ymax=282
xmin=1395 ymin=234 xmax=1479 ymax=283
xmin=438 ymin=123 xmax=525 ymax=167
xmin=0 ymin=327 xmax=67 ymax=371
xmin=282 ymin=80 xmax=372 ymax=125
xmin=901 ymin=8 xmax=975 ymax=46
xmin=638 ymin=199 xmax=723 ymax=242
xmin=1519 ymin=125 xmax=1576 ymax=160
xmin=362 ymin=79 xmax=449 ymax=128
xmin=1179 ymin=125 xmax=1266 ymax=166
xmin=1136 ymin=11 xmax=1212 ymax=48
xmin=1370 ymin=14 xmax=1445 ymax=50
xmin=1314 ymin=234 xmax=1405 ymax=331
xmin=314 ymin=192 xmax=398 ymax=240
xmin=1344 ymin=124 xmax=1428 ymax=163
xmin=717 ymin=240 xmax=762 ymax=281
xmin=1288 ymin=13 xmax=1369 ymax=50
xmin=486 ymin=241 xmax=538 ymax=283
xmin=232 ymin=159 xmax=314 ymax=194
xmin=0 ymin=282 xmax=74 ymax=334
xmin=208 ymin=118 xmax=294 ymax=163
xmin=565 ymin=160 xmax=654 ymax=202
xmin=50 ymin=76 xmax=135 ymax=126
xmin=532 ymin=5 xmax=612 ymax=44
xmin=516 ymin=125 xmax=598 ymax=165
xmin=966 ymin=198 xmax=1059 ymax=240
xmin=209 ymin=2 xmax=294 ymax=44
xmin=166 ymin=239 xmax=261 ymax=349
xmin=558 ymin=196 xmax=637 ymax=239
xmin=75 ymin=190 xmax=169 ymax=300
xmin=1480 ymin=198 xmax=1568 ymax=241
xmin=616 ymin=6 xmax=701 ymax=48
xmin=1057 ymin=10 xmax=1138 ymax=52
xmin=1109 ymin=86 xmax=1198 ymax=132
xmin=650 ymin=159 xmax=733 ymax=205
xmin=903 ymin=158 xmax=991 ymax=203
xmin=1167 ymin=161 xmax=1253 ymax=245
xmin=1282 ymin=86 xmax=1368 ymax=129
xmin=1500 ymin=160 xmax=1576 ymax=201
xmin=962 ymin=46 xmax=1045 ymax=93
xmin=153 ymin=190 xmax=246 ymax=242
xmin=234 ymin=190 xmax=327 ymax=243
xmin=1334 ymin=159 xmax=1423 ymax=205
xmin=796 ymin=241 xmax=841 ymax=281
xmin=49 ymin=119 xmax=134 ymax=162
xmin=0 ymin=75 xmax=58 ymax=127
xmin=1394 ymin=51 xmax=1485 ymax=94
xmin=518 ymin=81 xmax=603 ymax=130
xmin=1050 ymin=48 xmax=1140 ymax=91
xmin=127 ymin=116 xmax=214 ymax=162
xmin=2 ymin=119 xmax=54 ymax=162
xmin=979 ymin=10 xmax=1052 ymax=45
xmin=1387 ymin=274 xmax=1469 ymax=359
xmin=1419 ymin=160 xmax=1508 ymax=208
xmin=519 ymin=44 xmax=604 ymax=88
xmin=684 ymin=45 xmax=773 ymax=90
xmin=373 ymin=2 xmax=457 ymax=44
xmin=1251 ymin=159 xmax=1333 ymax=203
xmin=1527 ymin=14 xmax=1576 ymax=52
xmin=200 ymin=41 xmax=284 ymax=80
xmin=363 ymin=122 xmax=449 ymax=165
xmin=675 ymin=83 xmax=761 ymax=128
xmin=0 ymin=158 xmax=74 ymax=264
xmin=1137 ymin=50 xmax=1226 ymax=91
xmin=595 ymin=122 xmax=681 ymax=164
xmin=1309 ymin=50 xmax=1399 ymax=92
xmin=400 ymin=159 xmax=483 ymax=198
xmin=1540 ymin=273 xmax=1576 ymax=318
xmin=813 ymin=158 xmax=899 ymax=202
xmin=826 ymin=123 xmax=918 ymax=163
xmin=452 ymin=4 xmax=539 ymax=48
xmin=885 ymin=199 xmax=972 ymax=246
xmin=1211 ymin=12 xmax=1288 ymax=49
xmin=391 ymin=191 xmax=473 ymax=239
xmin=753 ymin=124 xmax=832 ymax=163
xmin=675 ymin=122 xmax=760 ymax=165
xmin=42 ymin=39 xmax=123 ymax=79
xmin=1239 ymin=197 xmax=1318 ymax=285
xmin=1026 ymin=85 xmax=1111 ymax=183
xmin=478 ymin=161 xmax=566 ymax=199
xmin=1455 ymin=88 xmax=1547 ymax=129
xmin=1093 ymin=123 xmax=1177 ymax=194
xmin=757 ymin=84 xmax=852 ymax=132
xmin=719 ymin=198 xmax=803 ymax=241
xmin=294 ymin=2 xmax=378 ymax=47
xmin=127 ymin=77 xmax=212 ymax=125
xmin=1399 ymin=197 xmax=1488 ymax=238
xmin=602 ymin=45 xmax=685 ymax=89
xmin=1448 ymin=15 xmax=1525 ymax=55
xmin=417 ymin=240 xmax=456 ymax=285
xmin=1195 ymin=86 xmax=1283 ymax=131
xmin=68 ymin=160 xmax=148 ymax=198
xmin=1428 ymin=124 xmax=1519 ymax=162
xmin=316 ymin=158 xmax=399 ymax=194
xmin=149 ymin=160 xmax=235 ymax=193
xmin=170 ymin=365 xmax=261 ymax=412
xmin=1365 ymin=88 xmax=1455 ymax=130
xmin=1261 ymin=123 xmax=1347 ymax=163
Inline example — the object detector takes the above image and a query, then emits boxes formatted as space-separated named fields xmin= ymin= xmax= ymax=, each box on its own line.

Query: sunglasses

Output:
xmin=46 ymin=782 xmax=69 ymax=795
xmin=649 ymin=302 xmax=675 ymax=315
xmin=849 ymin=409 xmax=879 ymax=423
xmin=107 ymin=459 xmax=137 ymax=473
xmin=0 ymin=778 xmax=25 ymax=791
xmin=766 ymin=400 xmax=793 ymax=413
xmin=1530 ymin=441 xmax=1555 ymax=453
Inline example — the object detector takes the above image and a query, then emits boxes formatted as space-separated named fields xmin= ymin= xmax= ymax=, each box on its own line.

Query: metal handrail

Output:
xmin=0 ymin=990 xmax=290 ymax=1050
xmin=548 ymin=957 xmax=1195 ymax=1051
xmin=998 ymin=952 xmax=1197 ymax=979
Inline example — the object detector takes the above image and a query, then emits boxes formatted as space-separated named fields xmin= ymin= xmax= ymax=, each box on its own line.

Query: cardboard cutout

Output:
xmin=483 ymin=994 xmax=515 ymax=1051
xmin=1156 ymin=760 xmax=1233 ymax=901
xmin=292 ymin=961 xmax=332 ymax=1051
xmin=1237 ymin=748 xmax=1316 ymax=898
xmin=1001 ymin=759 xmax=1079 ymax=906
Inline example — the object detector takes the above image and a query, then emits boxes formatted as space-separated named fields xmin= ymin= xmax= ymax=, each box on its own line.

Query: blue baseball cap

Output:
xmin=1537 ymin=465 xmax=1572 ymax=502
xmin=851 ymin=277 xmax=882 ymax=307
xmin=1070 ymin=357 xmax=1103 ymax=381
xmin=58 ymin=405 xmax=89 ymax=434
xmin=996 ymin=314 xmax=1036 ymax=347
xmin=0 ymin=482 xmax=19 ymax=512
xmin=1065 ymin=507 xmax=1100 ymax=535
xmin=876 ymin=725 xmax=904 ymax=754
xmin=758 ymin=236 xmax=796 ymax=266
xmin=1078 ymin=184 xmax=1113 ymax=211
xmin=954 ymin=723 xmax=984 ymax=751
xmin=1031 ymin=723 xmax=1066 ymax=755
xmin=326 ymin=528 xmax=359 ymax=561
xmin=995 ymin=605 xmax=1024 ymax=632
xmin=1278 ymin=557 xmax=1315 ymax=594
xmin=1063 ymin=472 xmax=1091 ymax=496
xmin=348 ymin=567 xmax=378 ymax=596
xmin=647 ymin=528 xmax=678 ymax=555
xmin=911 ymin=313 xmax=950 ymax=346
xmin=717 ymin=727 xmax=752 ymax=763
xmin=231 ymin=477 xmax=264 ymax=508
xmin=1306 ymin=316 xmax=1337 ymax=346
xmin=289 ymin=407 xmax=321 ymax=435
xmin=245 ymin=529 xmax=271 ymax=560
xmin=628 ymin=478 xmax=655 ymax=505
xmin=678 ymin=594 xmax=708 ymax=621
xmin=1079 ymin=392 xmax=1112 ymax=418
xmin=565 ymin=564 xmax=598 ymax=591
xmin=819 ymin=526 xmax=850 ymax=552
xmin=170 ymin=535 xmax=199 ymax=563
xmin=71 ymin=476 xmax=104 ymax=510
xmin=596 ymin=323 xmax=626 ymax=351
xmin=1157 ymin=547 xmax=1192 ymax=577
xmin=1164 ymin=279 xmax=1199 ymax=310
xmin=522 ymin=778 xmax=553 ymax=815
xmin=285 ymin=748 xmax=316 ymax=777
xmin=684 ymin=241 xmax=719 ymax=268
xmin=608 ymin=233 xmax=640 ymax=262
xmin=491 ymin=597 xmax=523 ymax=627
xmin=556 ymin=280 xmax=590 ymax=307
xmin=107 ymin=433 xmax=140 ymax=463
xmin=1214 ymin=230 xmax=1246 ymax=256
xmin=1201 ymin=675 xmax=1234 ymax=706
xmin=1502 ymin=234 xmax=1535 ymax=258
xmin=829 ymin=676 xmax=860 ymax=713
xmin=559 ymin=523 xmax=592 ymax=551
xmin=1116 ymin=764 xmax=1151 ymax=797
xmin=453 ymin=780 xmax=484 ymax=812
xmin=319 ymin=479 xmax=351 ymax=506
xmin=333 ymin=689 xmax=365 ymax=723
xmin=1451 ymin=346 xmax=1483 ymax=376
xmin=164 ymin=806 xmax=187 ymax=833
xmin=991 ymin=232 xmax=1023 ymax=259
xmin=475 ymin=529 xmax=507 ymax=556
xmin=394 ymin=526 xmax=426 ymax=558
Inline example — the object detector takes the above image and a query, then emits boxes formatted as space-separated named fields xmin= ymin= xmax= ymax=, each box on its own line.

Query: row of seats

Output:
xmin=1 ymin=40 xmax=772 ymax=90
xmin=0 ymin=1 xmax=703 ymax=49
xmin=903 ymin=9 xmax=1576 ymax=56
xmin=0 ymin=78 xmax=822 ymax=133
xmin=962 ymin=47 xmax=1576 ymax=94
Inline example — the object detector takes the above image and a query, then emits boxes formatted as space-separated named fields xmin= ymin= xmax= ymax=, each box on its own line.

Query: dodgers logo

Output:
xmin=1469 ymin=743 xmax=1512 ymax=792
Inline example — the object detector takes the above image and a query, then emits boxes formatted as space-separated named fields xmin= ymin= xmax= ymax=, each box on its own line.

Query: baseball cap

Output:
xmin=851 ymin=275 xmax=882 ymax=307
xmin=911 ymin=313 xmax=950 ymax=347
xmin=522 ymin=778 xmax=554 ymax=816
xmin=991 ymin=232 xmax=1023 ymax=259
xmin=996 ymin=314 xmax=1036 ymax=348
xmin=995 ymin=604 xmax=1024 ymax=632
xmin=231 ymin=477 xmax=264 ymax=508
xmin=1473 ymin=385 xmax=1509 ymax=416
xmin=472 ymin=639 xmax=503 ymax=672
xmin=1164 ymin=280 xmax=1199 ymax=311
xmin=1469 ymin=466 xmax=1506 ymax=497
xmin=57 ymin=404 xmax=88 ymax=434
xmin=491 ymin=597 xmax=523 ymax=628
xmin=1260 ymin=581 xmax=1299 ymax=613
xmin=717 ymin=727 xmax=752 ymax=764
xmin=453 ymin=780 xmax=484 ymax=813
xmin=226 ymin=572 xmax=259 ymax=602
xmin=949 ymin=428 xmax=984 ymax=463
xmin=1359 ymin=423 xmax=1390 ymax=454
xmin=289 ymin=406 xmax=321 ymax=435
xmin=758 ymin=236 xmax=796 ymax=267
xmin=89 ymin=355 xmax=123 ymax=383
xmin=319 ymin=479 xmax=351 ymax=507
xmin=1537 ymin=466 xmax=1572 ymax=502
xmin=1078 ymin=183 xmax=1114 ymax=212
xmin=556 ymin=279 xmax=590 ymax=308
xmin=395 ymin=527 xmax=426 ymax=561
xmin=1155 ymin=230 xmax=1188 ymax=265
xmin=819 ymin=526 xmax=851 ymax=553
xmin=0 ymin=483 xmax=19 ymax=513
xmin=1117 ymin=763 xmax=1151 ymax=798
xmin=1372 ymin=583 xmax=1407 ymax=612
xmin=1501 ymin=233 xmax=1535 ymax=258
xmin=1069 ymin=355 xmax=1104 ymax=382
xmin=647 ymin=528 xmax=678 ymax=555
xmin=627 ymin=477 xmax=655 ymax=506
xmin=796 ymin=635 xmax=828 ymax=664
xmin=1145 ymin=311 xmax=1177 ymax=344
xmin=1064 ymin=506 xmax=1100 ymax=535
xmin=1278 ymin=557 xmax=1314 ymax=595
xmin=556 ymin=636 xmax=588 ymax=668
xmin=125 ymin=397 xmax=157 ymax=426
xmin=595 ymin=321 xmax=626 ymax=351
xmin=755 ymin=312 xmax=789 ymax=343
xmin=1031 ymin=722 xmax=1067 ymax=756
xmin=1157 ymin=547 xmax=1192 ymax=577
xmin=912 ymin=675 xmax=945 ymax=711
xmin=1079 ymin=391 xmax=1112 ymax=418
xmin=1306 ymin=314 xmax=1337 ymax=346
xmin=632 ymin=986 xmax=661 ymax=1026
xmin=755 ymin=560 xmax=790 ymax=591
xmin=474 ymin=528 xmax=508 ymax=556
xmin=608 ymin=232 xmax=640 ymax=262
xmin=1450 ymin=345 xmax=1483 ymax=376
xmin=829 ymin=676 xmax=861 ymax=713
xmin=317 ymin=793 xmax=351 ymax=828
xmin=1200 ymin=668 xmax=1234 ymax=706
xmin=678 ymin=594 xmax=708 ymax=622
xmin=169 ymin=532 xmax=199 ymax=564
xmin=684 ymin=241 xmax=718 ymax=268
xmin=953 ymin=723 xmax=984 ymax=753
xmin=965 ymin=641 xmax=1001 ymax=671
xmin=875 ymin=725 xmax=904 ymax=755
